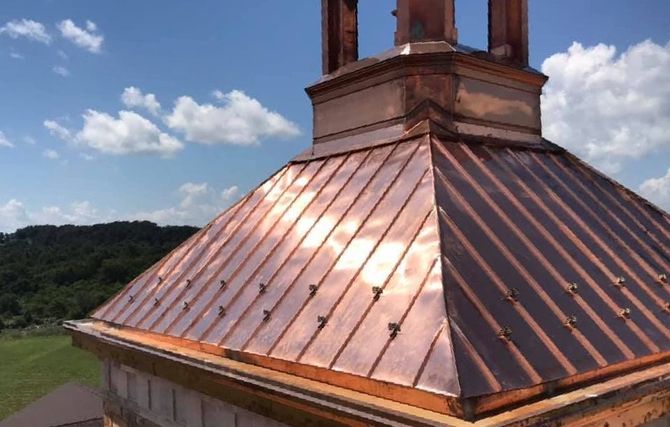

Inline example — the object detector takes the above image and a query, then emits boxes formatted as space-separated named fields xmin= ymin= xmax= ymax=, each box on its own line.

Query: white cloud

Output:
xmin=0 ymin=19 xmax=51 ymax=44
xmin=10 ymin=52 xmax=24 ymax=60
xmin=44 ymin=120 xmax=73 ymax=142
xmin=640 ymin=168 xmax=670 ymax=212
xmin=76 ymin=110 xmax=183 ymax=156
xmin=178 ymin=182 xmax=210 ymax=209
xmin=43 ymin=149 xmax=60 ymax=160
xmin=57 ymin=19 xmax=103 ymax=53
xmin=165 ymin=90 xmax=300 ymax=146
xmin=52 ymin=65 xmax=70 ymax=77
xmin=132 ymin=182 xmax=240 ymax=226
xmin=0 ymin=200 xmax=30 ymax=232
xmin=46 ymin=111 xmax=184 ymax=157
xmin=221 ymin=185 xmax=239 ymax=201
xmin=23 ymin=136 xmax=36 ymax=145
xmin=121 ymin=87 xmax=161 ymax=116
xmin=0 ymin=181 xmax=240 ymax=232
xmin=0 ymin=131 xmax=13 ymax=148
xmin=0 ymin=199 xmax=107 ymax=233
xmin=542 ymin=40 xmax=670 ymax=174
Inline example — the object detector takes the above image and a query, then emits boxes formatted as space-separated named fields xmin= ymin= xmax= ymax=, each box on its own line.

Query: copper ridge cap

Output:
xmin=292 ymin=117 xmax=560 ymax=164
xmin=310 ymin=41 xmax=544 ymax=87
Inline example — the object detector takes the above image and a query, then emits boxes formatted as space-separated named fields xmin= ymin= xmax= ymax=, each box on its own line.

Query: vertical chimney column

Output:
xmin=488 ymin=0 xmax=529 ymax=66
xmin=322 ymin=0 xmax=359 ymax=74
xmin=395 ymin=0 xmax=457 ymax=46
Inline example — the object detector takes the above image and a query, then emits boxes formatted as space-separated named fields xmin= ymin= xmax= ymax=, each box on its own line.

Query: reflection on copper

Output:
xmin=92 ymin=133 xmax=670 ymax=404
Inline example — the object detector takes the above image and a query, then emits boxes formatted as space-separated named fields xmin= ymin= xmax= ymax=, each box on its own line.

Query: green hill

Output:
xmin=0 ymin=222 xmax=198 ymax=330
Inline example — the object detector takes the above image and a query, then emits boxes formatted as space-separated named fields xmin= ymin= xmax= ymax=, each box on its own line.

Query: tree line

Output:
xmin=0 ymin=221 xmax=198 ymax=330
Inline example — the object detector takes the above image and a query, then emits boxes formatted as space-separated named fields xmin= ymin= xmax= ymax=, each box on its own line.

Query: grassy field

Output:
xmin=0 ymin=334 xmax=101 ymax=421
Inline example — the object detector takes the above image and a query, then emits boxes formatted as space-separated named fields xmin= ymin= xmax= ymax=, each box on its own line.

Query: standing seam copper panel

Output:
xmin=440 ymin=142 xmax=607 ymax=370
xmin=539 ymin=155 xmax=670 ymax=305
xmin=298 ymin=170 xmax=436 ymax=370
xmin=200 ymin=157 xmax=347 ymax=345
xmin=509 ymin=150 xmax=668 ymax=347
xmin=234 ymin=147 xmax=397 ymax=353
xmin=220 ymin=150 xmax=372 ymax=350
xmin=485 ymin=150 xmax=649 ymax=356
xmin=268 ymin=141 xmax=427 ymax=361
xmin=433 ymin=144 xmax=575 ymax=380
xmin=178 ymin=161 xmax=320 ymax=341
xmin=91 ymin=135 xmax=670 ymax=402
xmin=461 ymin=145 xmax=630 ymax=364
xmin=162 ymin=163 xmax=309 ymax=338
xmin=240 ymin=143 xmax=405 ymax=356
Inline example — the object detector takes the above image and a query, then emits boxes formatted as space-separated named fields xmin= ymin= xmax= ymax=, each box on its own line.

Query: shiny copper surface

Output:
xmin=93 ymin=132 xmax=670 ymax=402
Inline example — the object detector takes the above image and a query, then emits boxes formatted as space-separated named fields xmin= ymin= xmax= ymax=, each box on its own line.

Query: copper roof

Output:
xmin=90 ymin=125 xmax=670 ymax=415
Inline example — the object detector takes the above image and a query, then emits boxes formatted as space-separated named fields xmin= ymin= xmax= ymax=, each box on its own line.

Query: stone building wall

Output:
xmin=102 ymin=359 xmax=289 ymax=427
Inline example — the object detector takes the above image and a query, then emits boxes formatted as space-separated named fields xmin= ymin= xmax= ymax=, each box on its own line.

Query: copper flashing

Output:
xmin=67 ymin=319 xmax=670 ymax=425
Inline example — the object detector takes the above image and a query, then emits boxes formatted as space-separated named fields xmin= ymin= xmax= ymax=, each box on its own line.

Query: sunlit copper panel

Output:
xmin=93 ymin=132 xmax=670 ymax=403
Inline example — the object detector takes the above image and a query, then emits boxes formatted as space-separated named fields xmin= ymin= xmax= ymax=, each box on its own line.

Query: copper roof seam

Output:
xmin=543 ymin=158 xmax=668 ymax=284
xmin=238 ymin=142 xmax=403 ymax=353
xmin=177 ymin=161 xmax=314 ymax=339
xmin=426 ymin=137 xmax=467 ymax=393
xmin=462 ymin=147 xmax=630 ymax=365
xmin=210 ymin=156 xmax=350 ymax=346
xmin=433 ymin=168 xmax=578 ymax=376
xmin=446 ymin=318 xmax=502 ymax=392
xmin=163 ymin=164 xmax=301 ymax=337
xmin=566 ymin=154 xmax=670 ymax=252
xmin=504 ymin=150 xmax=661 ymax=352
xmin=366 ymin=257 xmax=441 ymax=378
xmin=411 ymin=323 xmax=446 ymax=388
xmin=454 ymin=144 xmax=608 ymax=367
xmin=458 ymin=145 xmax=625 ymax=365
xmin=156 ymin=158 xmax=342 ymax=338
xmin=271 ymin=142 xmax=429 ymax=361
xmin=129 ymin=165 xmax=292 ymax=332
xmin=134 ymin=194 xmax=260 ymax=330
xmin=559 ymin=155 xmax=670 ymax=262
xmin=157 ymin=169 xmax=293 ymax=337
xmin=324 ymin=208 xmax=436 ymax=371
xmin=265 ymin=140 xmax=424 ymax=357
xmin=221 ymin=150 xmax=375 ymax=349
xmin=514 ymin=154 xmax=670 ymax=343
xmin=94 ymin=261 xmax=160 ymax=319
xmin=485 ymin=150 xmax=639 ymax=359
xmin=539 ymin=154 xmax=670 ymax=301
xmin=109 ymin=222 xmax=212 ymax=325
xmin=108 ymin=171 xmax=286 ymax=327
xmin=434 ymin=225 xmax=543 ymax=383
xmin=323 ymin=193 xmax=434 ymax=370
xmin=295 ymin=166 xmax=431 ymax=364
xmin=447 ymin=143 xmax=608 ymax=366
xmin=99 ymin=224 xmax=209 ymax=321
xmin=93 ymin=224 xmax=198 ymax=319
xmin=548 ymin=155 xmax=670 ymax=273
xmin=195 ymin=159 xmax=333 ymax=343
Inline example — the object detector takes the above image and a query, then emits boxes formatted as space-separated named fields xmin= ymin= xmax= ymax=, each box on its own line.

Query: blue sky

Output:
xmin=0 ymin=1 xmax=669 ymax=232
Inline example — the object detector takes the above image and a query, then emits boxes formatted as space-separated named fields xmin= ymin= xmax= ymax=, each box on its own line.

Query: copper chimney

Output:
xmin=322 ymin=0 xmax=359 ymax=74
xmin=395 ymin=0 xmax=458 ymax=45
xmin=488 ymin=0 xmax=529 ymax=66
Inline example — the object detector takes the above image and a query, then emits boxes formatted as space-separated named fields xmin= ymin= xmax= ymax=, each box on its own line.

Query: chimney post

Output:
xmin=395 ymin=0 xmax=457 ymax=46
xmin=322 ymin=0 xmax=359 ymax=74
xmin=488 ymin=0 xmax=529 ymax=66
